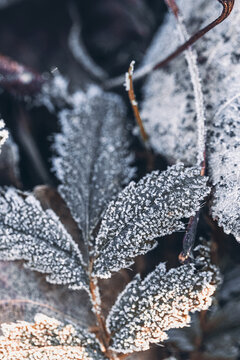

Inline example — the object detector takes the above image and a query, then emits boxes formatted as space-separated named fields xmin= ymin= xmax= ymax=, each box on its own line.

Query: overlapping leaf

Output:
xmin=93 ymin=163 xmax=210 ymax=278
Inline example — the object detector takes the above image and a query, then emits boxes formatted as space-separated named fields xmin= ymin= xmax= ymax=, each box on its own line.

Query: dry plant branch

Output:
xmin=104 ymin=0 xmax=235 ymax=90
xmin=125 ymin=61 xmax=149 ymax=145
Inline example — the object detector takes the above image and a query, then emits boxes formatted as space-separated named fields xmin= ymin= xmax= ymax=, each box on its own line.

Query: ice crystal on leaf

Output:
xmin=107 ymin=244 xmax=221 ymax=354
xmin=140 ymin=0 xmax=240 ymax=240
xmin=0 ymin=120 xmax=8 ymax=153
xmin=53 ymin=86 xmax=134 ymax=248
xmin=92 ymin=163 xmax=210 ymax=278
xmin=0 ymin=313 xmax=107 ymax=360
xmin=0 ymin=188 xmax=88 ymax=290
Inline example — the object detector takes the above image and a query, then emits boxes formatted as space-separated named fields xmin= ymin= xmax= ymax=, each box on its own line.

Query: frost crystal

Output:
xmin=0 ymin=120 xmax=8 ymax=153
xmin=140 ymin=0 xmax=240 ymax=240
xmin=53 ymin=86 xmax=134 ymax=247
xmin=0 ymin=188 xmax=88 ymax=290
xmin=0 ymin=313 xmax=107 ymax=360
xmin=92 ymin=163 xmax=210 ymax=278
xmin=107 ymin=244 xmax=220 ymax=354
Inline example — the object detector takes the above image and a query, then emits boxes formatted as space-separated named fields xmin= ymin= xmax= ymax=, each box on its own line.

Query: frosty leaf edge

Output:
xmin=0 ymin=188 xmax=88 ymax=290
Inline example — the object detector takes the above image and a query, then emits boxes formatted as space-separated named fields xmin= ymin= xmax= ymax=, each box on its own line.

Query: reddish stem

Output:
xmin=104 ymin=0 xmax=235 ymax=90
xmin=154 ymin=0 xmax=234 ymax=71
xmin=126 ymin=61 xmax=149 ymax=144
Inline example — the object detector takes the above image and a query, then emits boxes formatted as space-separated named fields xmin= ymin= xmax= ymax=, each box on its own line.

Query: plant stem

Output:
xmin=125 ymin=61 xmax=149 ymax=145
xmin=104 ymin=0 xmax=235 ymax=90
xmin=89 ymin=261 xmax=117 ymax=359
xmin=154 ymin=0 xmax=234 ymax=71
xmin=89 ymin=277 xmax=109 ymax=348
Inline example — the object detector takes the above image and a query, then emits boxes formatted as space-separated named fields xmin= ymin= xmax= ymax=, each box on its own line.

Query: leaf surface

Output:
xmin=0 ymin=188 xmax=88 ymax=290
xmin=93 ymin=164 xmax=210 ymax=278
xmin=53 ymin=86 xmax=134 ymax=248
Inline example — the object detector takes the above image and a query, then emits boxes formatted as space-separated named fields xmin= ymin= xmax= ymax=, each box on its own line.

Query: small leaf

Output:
xmin=0 ymin=188 xmax=88 ymax=290
xmin=93 ymin=163 xmax=210 ymax=278
xmin=107 ymin=244 xmax=220 ymax=354
xmin=0 ymin=313 xmax=107 ymax=360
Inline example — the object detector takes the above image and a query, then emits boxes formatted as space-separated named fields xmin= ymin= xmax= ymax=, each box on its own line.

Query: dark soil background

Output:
xmin=0 ymin=1 xmax=239 ymax=359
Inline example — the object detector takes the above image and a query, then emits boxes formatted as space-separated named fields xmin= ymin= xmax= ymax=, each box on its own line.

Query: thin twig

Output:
xmin=125 ymin=61 xmax=149 ymax=145
xmin=104 ymin=0 xmax=234 ymax=90
xmin=154 ymin=0 xmax=234 ymax=71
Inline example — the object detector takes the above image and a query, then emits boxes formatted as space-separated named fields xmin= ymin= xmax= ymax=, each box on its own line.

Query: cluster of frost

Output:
xmin=53 ymin=85 xmax=135 ymax=248
xmin=140 ymin=0 xmax=240 ymax=240
xmin=0 ymin=188 xmax=88 ymax=290
xmin=0 ymin=120 xmax=8 ymax=153
xmin=35 ymin=71 xmax=70 ymax=112
xmin=107 ymin=244 xmax=221 ymax=354
xmin=93 ymin=163 xmax=210 ymax=278
xmin=0 ymin=313 xmax=107 ymax=360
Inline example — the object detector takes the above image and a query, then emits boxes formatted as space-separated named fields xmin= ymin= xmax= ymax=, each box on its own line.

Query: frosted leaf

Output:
xmin=36 ymin=72 xmax=70 ymax=112
xmin=0 ymin=120 xmax=8 ymax=154
xmin=209 ymin=111 xmax=240 ymax=241
xmin=167 ymin=264 xmax=240 ymax=358
xmin=140 ymin=0 xmax=240 ymax=240
xmin=140 ymin=7 xmax=197 ymax=165
xmin=92 ymin=163 xmax=210 ymax=278
xmin=141 ymin=64 xmax=197 ymax=164
xmin=0 ymin=188 xmax=88 ymax=290
xmin=53 ymin=85 xmax=134 ymax=247
xmin=107 ymin=244 xmax=220 ymax=354
xmin=0 ymin=313 xmax=107 ymax=360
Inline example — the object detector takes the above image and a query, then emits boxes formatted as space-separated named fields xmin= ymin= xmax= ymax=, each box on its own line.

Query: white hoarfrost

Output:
xmin=93 ymin=163 xmax=210 ymax=278
xmin=140 ymin=0 xmax=240 ymax=240
xmin=0 ymin=188 xmax=88 ymax=290
xmin=0 ymin=313 xmax=107 ymax=360
xmin=53 ymin=85 xmax=135 ymax=248
xmin=107 ymin=244 xmax=221 ymax=354
xmin=0 ymin=120 xmax=8 ymax=153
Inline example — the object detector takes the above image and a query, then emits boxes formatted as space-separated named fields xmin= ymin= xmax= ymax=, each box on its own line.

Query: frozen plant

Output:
xmin=0 ymin=86 xmax=219 ymax=359
xmin=140 ymin=0 xmax=240 ymax=240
